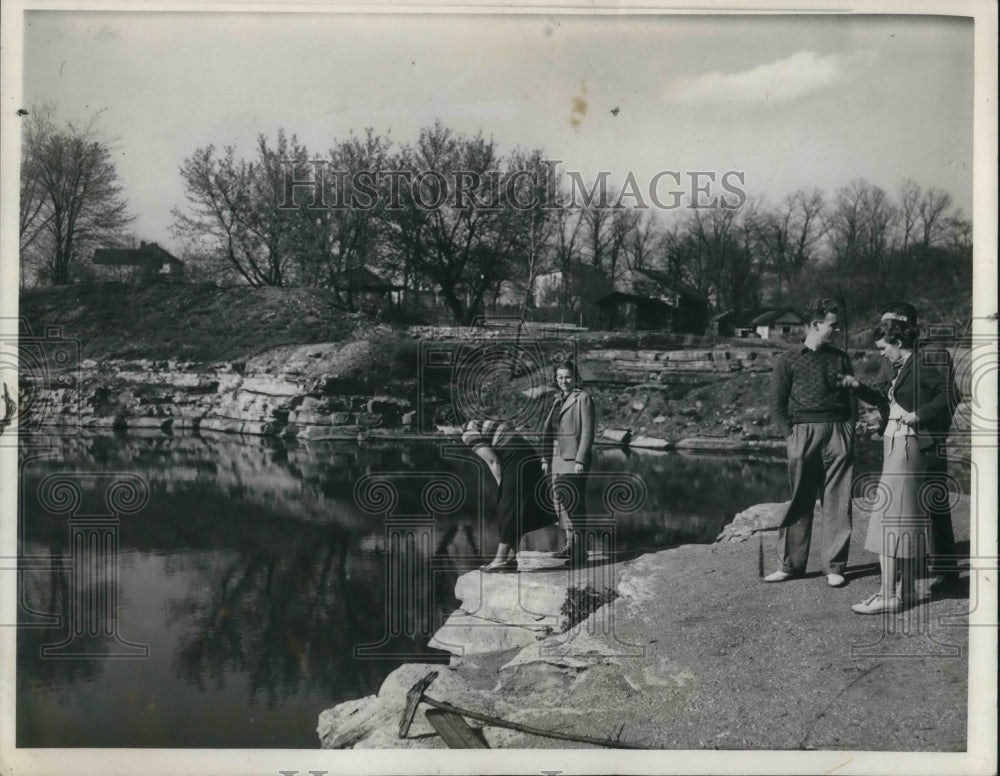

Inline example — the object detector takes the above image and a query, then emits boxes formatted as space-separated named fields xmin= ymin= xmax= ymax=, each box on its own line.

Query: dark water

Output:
xmin=16 ymin=432 xmax=794 ymax=748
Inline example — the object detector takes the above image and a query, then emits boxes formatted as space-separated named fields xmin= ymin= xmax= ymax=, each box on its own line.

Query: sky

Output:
xmin=19 ymin=11 xmax=974 ymax=253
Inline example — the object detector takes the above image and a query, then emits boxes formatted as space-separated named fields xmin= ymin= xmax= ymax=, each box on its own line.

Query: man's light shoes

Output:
xmin=827 ymin=573 xmax=847 ymax=588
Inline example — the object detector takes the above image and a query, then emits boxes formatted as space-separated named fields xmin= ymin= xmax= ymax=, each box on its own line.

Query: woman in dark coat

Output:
xmin=840 ymin=308 xmax=960 ymax=614
xmin=462 ymin=419 xmax=556 ymax=573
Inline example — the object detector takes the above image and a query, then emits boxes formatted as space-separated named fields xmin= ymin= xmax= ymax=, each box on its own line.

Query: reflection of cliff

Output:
xmin=21 ymin=434 xmax=795 ymax=556
xmin=22 ymin=433 xmax=486 ymax=533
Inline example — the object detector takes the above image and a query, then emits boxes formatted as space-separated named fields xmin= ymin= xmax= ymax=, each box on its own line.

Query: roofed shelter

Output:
xmin=93 ymin=241 xmax=184 ymax=281
xmin=747 ymin=308 xmax=804 ymax=340
xmin=596 ymin=267 xmax=709 ymax=333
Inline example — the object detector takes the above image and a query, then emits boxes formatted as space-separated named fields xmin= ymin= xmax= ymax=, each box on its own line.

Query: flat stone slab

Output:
xmin=430 ymin=553 xmax=576 ymax=655
xmin=630 ymin=434 xmax=671 ymax=450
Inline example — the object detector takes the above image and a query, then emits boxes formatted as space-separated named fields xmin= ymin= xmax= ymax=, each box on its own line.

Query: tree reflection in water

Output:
xmin=18 ymin=432 xmax=796 ymax=747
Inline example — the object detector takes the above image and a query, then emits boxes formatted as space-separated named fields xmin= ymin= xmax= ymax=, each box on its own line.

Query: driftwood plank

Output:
xmin=425 ymin=709 xmax=490 ymax=749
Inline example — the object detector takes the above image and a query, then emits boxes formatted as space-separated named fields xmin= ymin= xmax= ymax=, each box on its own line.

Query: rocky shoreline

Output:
xmin=317 ymin=495 xmax=972 ymax=751
xmin=12 ymin=332 xmax=810 ymax=452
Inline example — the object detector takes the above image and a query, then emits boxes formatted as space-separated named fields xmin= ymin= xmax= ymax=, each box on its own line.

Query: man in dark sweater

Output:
xmin=766 ymin=297 xmax=857 ymax=588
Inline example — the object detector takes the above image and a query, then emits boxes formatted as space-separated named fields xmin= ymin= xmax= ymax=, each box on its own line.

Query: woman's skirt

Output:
xmin=864 ymin=434 xmax=933 ymax=559
xmin=496 ymin=446 xmax=558 ymax=546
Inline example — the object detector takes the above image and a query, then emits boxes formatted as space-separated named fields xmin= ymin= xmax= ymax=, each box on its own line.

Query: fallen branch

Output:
xmin=420 ymin=694 xmax=648 ymax=749
xmin=400 ymin=670 xmax=646 ymax=749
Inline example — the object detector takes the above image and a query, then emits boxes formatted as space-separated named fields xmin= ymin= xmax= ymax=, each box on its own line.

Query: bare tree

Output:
xmin=688 ymin=207 xmax=760 ymax=311
xmin=384 ymin=122 xmax=553 ymax=324
xmin=827 ymin=179 xmax=897 ymax=278
xmin=20 ymin=107 xmax=134 ymax=285
xmin=173 ymin=131 xmax=308 ymax=286
xmin=301 ymin=130 xmax=394 ymax=308
xmin=623 ymin=209 xmax=659 ymax=272
xmin=19 ymin=104 xmax=56 ymax=255
xmin=546 ymin=204 xmax=585 ymax=319
xmin=898 ymin=178 xmax=921 ymax=254
xmin=918 ymin=187 xmax=955 ymax=249
xmin=751 ymin=189 xmax=825 ymax=303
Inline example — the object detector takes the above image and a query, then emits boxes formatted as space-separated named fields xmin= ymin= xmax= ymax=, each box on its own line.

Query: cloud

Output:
xmin=668 ymin=50 xmax=865 ymax=105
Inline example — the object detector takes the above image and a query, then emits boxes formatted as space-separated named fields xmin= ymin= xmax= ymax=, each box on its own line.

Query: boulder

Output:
xmin=630 ymin=435 xmax=671 ymax=451
xmin=601 ymin=428 xmax=631 ymax=445
xmin=715 ymin=501 xmax=793 ymax=542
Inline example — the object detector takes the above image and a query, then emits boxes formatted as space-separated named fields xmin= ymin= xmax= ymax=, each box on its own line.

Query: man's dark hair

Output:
xmin=804 ymin=297 xmax=840 ymax=326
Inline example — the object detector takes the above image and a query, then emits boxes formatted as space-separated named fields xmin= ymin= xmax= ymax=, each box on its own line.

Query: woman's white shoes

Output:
xmin=851 ymin=593 xmax=902 ymax=614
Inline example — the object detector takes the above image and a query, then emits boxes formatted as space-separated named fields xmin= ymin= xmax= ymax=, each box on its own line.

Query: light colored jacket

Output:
xmin=542 ymin=389 xmax=596 ymax=467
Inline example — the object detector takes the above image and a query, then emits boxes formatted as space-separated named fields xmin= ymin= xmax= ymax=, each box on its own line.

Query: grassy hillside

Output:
xmin=19 ymin=282 xmax=371 ymax=362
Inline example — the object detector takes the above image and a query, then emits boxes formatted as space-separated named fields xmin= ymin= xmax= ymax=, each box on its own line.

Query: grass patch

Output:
xmin=560 ymin=585 xmax=619 ymax=632
xmin=20 ymin=282 xmax=370 ymax=362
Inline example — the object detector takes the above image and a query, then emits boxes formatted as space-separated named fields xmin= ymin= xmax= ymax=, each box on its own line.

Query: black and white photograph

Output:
xmin=1 ymin=2 xmax=996 ymax=775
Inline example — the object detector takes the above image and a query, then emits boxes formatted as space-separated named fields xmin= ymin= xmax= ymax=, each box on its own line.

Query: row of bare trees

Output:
xmin=171 ymin=123 xmax=971 ymax=323
xmin=19 ymin=107 xmax=972 ymax=326
xmin=172 ymin=122 xmax=552 ymax=323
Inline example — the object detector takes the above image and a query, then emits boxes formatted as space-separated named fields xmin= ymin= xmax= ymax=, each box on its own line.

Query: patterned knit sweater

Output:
xmin=772 ymin=344 xmax=857 ymax=436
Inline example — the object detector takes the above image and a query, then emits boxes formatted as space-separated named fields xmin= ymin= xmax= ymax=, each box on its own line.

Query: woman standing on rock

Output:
xmin=462 ymin=419 xmax=556 ymax=573
xmin=839 ymin=306 xmax=959 ymax=614
xmin=541 ymin=361 xmax=596 ymax=564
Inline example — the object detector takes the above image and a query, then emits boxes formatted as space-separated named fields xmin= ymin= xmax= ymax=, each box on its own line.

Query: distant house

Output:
xmin=92 ymin=241 xmax=184 ymax=281
xmin=532 ymin=270 xmax=564 ymax=308
xmin=346 ymin=267 xmax=401 ymax=312
xmin=595 ymin=267 xmax=709 ymax=333
xmin=747 ymin=308 xmax=804 ymax=340
xmin=712 ymin=309 xmax=770 ymax=338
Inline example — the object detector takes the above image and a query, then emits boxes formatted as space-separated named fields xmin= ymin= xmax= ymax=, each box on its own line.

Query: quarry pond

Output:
xmin=18 ymin=431 xmax=809 ymax=748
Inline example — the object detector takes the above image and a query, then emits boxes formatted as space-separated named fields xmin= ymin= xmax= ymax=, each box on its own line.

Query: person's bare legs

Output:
xmin=880 ymin=554 xmax=898 ymax=601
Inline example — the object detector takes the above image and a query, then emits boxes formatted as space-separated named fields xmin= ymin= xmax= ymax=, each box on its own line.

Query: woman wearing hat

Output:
xmin=462 ymin=419 xmax=556 ymax=573
xmin=839 ymin=303 xmax=960 ymax=613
